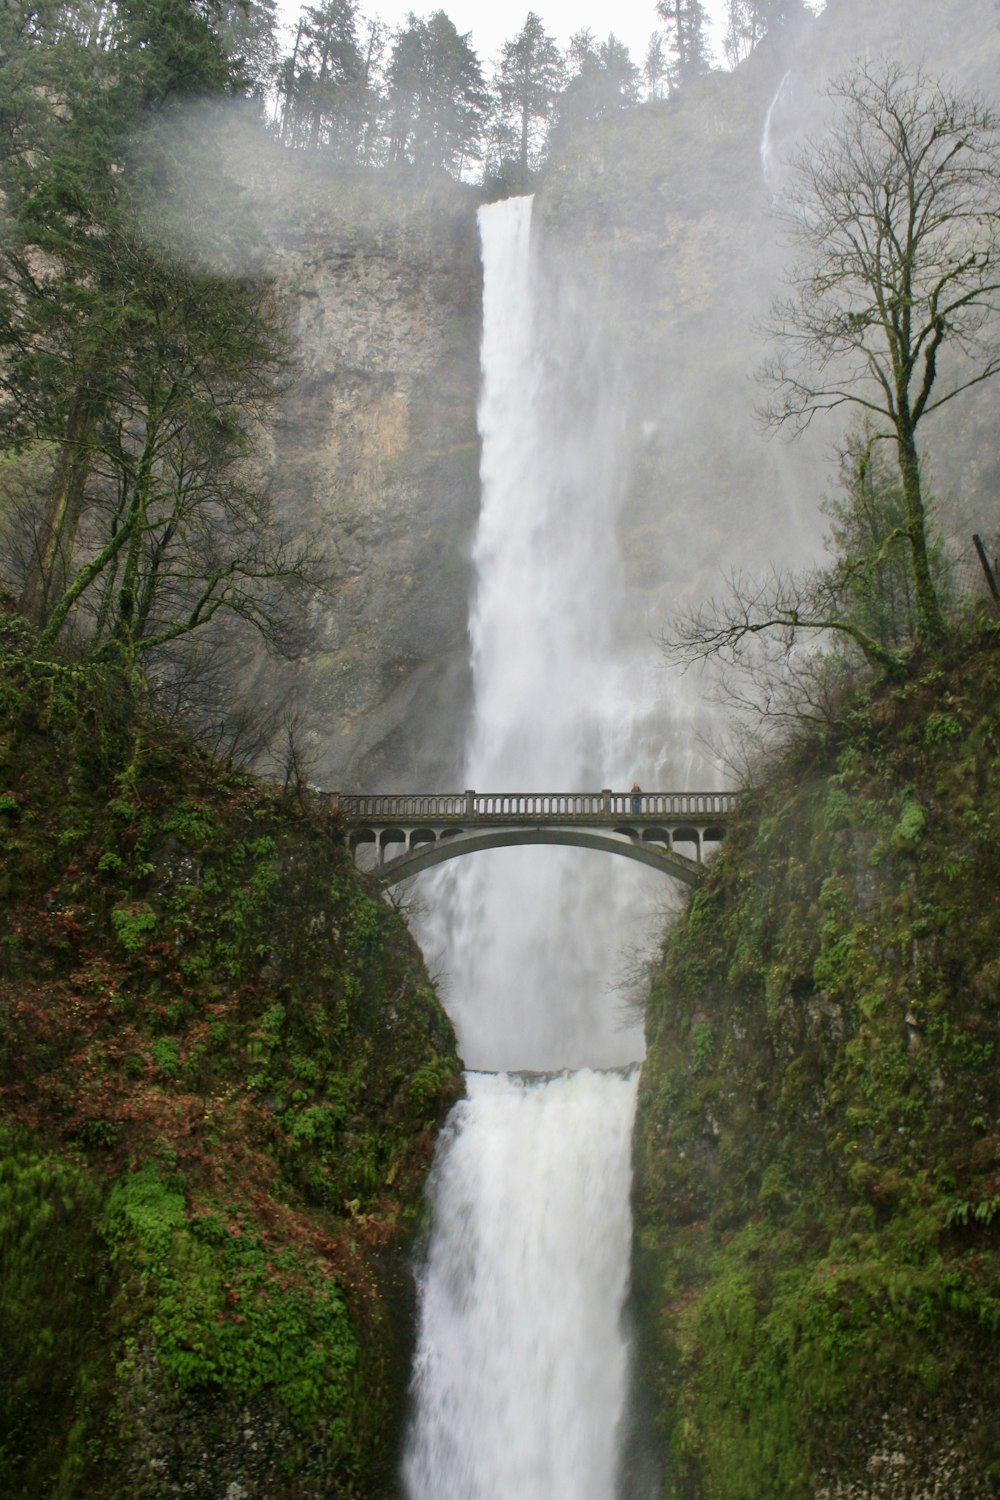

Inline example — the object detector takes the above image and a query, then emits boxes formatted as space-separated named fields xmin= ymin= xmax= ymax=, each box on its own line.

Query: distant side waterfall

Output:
xmin=403 ymin=196 xmax=663 ymax=1500
xmin=761 ymin=70 xmax=792 ymax=192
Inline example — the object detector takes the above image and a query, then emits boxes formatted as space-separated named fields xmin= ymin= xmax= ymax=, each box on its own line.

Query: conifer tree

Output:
xmin=0 ymin=0 xmax=313 ymax=673
xmin=494 ymin=13 xmax=564 ymax=177
xmin=557 ymin=30 xmax=640 ymax=132
xmin=384 ymin=11 xmax=488 ymax=175
xmin=656 ymin=0 xmax=711 ymax=90
xmin=278 ymin=0 xmax=364 ymax=152
xmin=722 ymin=0 xmax=807 ymax=68
xmin=644 ymin=31 xmax=668 ymax=101
xmin=215 ymin=0 xmax=279 ymax=95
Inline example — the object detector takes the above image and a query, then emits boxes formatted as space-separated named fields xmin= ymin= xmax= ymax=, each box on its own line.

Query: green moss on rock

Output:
xmin=633 ymin=625 xmax=1000 ymax=1498
xmin=0 ymin=626 xmax=460 ymax=1498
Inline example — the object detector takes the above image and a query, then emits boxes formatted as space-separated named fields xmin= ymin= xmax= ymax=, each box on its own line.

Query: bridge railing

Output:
xmin=473 ymin=793 xmax=608 ymax=816
xmin=607 ymin=792 xmax=738 ymax=818
xmin=337 ymin=794 xmax=469 ymax=818
xmin=334 ymin=790 xmax=739 ymax=821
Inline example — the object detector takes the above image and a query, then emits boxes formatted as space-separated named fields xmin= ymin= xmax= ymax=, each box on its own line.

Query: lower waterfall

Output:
xmin=402 ymin=1069 xmax=639 ymax=1500
xmin=403 ymin=195 xmax=663 ymax=1499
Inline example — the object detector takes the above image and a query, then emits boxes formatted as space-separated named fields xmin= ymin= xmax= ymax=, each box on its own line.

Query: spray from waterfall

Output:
xmin=414 ymin=194 xmax=662 ymax=1075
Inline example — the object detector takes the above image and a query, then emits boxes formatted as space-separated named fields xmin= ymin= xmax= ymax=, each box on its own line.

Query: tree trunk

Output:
xmin=309 ymin=37 xmax=331 ymax=152
xmin=896 ymin=422 xmax=946 ymax=645
xmin=281 ymin=20 xmax=305 ymax=146
xmin=19 ymin=388 xmax=98 ymax=626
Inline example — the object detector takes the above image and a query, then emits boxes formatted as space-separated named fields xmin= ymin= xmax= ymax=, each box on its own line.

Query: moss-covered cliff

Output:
xmin=0 ymin=619 xmax=460 ymax=1499
xmin=633 ymin=621 xmax=1000 ymax=1498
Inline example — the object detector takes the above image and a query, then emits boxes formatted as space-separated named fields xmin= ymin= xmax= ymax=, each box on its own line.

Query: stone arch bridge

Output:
xmin=333 ymin=790 xmax=738 ymax=888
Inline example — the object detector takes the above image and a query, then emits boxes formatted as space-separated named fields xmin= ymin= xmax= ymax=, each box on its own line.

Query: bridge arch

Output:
xmin=369 ymin=826 xmax=713 ymax=888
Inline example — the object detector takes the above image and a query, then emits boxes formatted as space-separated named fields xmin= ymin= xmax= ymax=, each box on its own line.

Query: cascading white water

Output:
xmin=403 ymin=196 xmax=664 ymax=1500
xmin=403 ymin=1070 xmax=639 ymax=1500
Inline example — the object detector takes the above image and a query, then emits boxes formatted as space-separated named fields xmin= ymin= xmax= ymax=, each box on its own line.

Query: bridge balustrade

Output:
xmin=473 ymin=793 xmax=607 ymax=817
xmin=335 ymin=790 xmax=739 ymax=823
xmin=338 ymin=794 xmax=467 ymax=818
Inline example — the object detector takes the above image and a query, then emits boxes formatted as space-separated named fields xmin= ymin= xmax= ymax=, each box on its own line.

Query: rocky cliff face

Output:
xmin=0 ymin=626 xmax=461 ymax=1498
xmin=257 ymin=156 xmax=483 ymax=792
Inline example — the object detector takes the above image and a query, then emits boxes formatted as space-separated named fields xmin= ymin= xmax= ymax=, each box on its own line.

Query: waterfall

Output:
xmin=403 ymin=1070 xmax=639 ymax=1500
xmin=403 ymin=196 xmax=662 ymax=1499
xmin=760 ymin=70 xmax=791 ymax=192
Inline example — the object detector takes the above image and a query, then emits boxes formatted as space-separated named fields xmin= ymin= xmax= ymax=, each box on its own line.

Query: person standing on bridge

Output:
xmin=631 ymin=783 xmax=642 ymax=816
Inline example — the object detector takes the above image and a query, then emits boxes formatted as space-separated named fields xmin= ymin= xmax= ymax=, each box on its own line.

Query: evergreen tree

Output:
xmin=644 ymin=30 xmax=668 ymax=101
xmin=356 ymin=16 xmax=389 ymax=165
xmin=722 ymin=0 xmax=807 ymax=68
xmin=278 ymin=0 xmax=364 ymax=152
xmin=34 ymin=239 xmax=302 ymax=664
xmin=114 ymin=0 xmax=244 ymax=106
xmin=384 ymin=19 xmax=421 ymax=163
xmin=1 ymin=0 xmax=246 ymax=621
xmin=0 ymin=0 xmax=314 ymax=675
xmin=384 ymin=11 xmax=488 ymax=175
xmin=656 ymin=0 xmax=712 ymax=90
xmin=494 ymin=13 xmax=564 ymax=177
xmin=557 ymin=30 xmax=640 ymax=133
xmin=215 ymin=0 xmax=279 ymax=96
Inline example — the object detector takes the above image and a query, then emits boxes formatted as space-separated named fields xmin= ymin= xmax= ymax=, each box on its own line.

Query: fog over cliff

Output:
xmin=228 ymin=0 xmax=1000 ymax=792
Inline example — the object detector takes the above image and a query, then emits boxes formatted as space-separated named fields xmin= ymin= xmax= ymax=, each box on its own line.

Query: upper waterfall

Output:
xmin=416 ymin=194 xmax=665 ymax=1074
xmin=761 ymin=70 xmax=792 ymax=191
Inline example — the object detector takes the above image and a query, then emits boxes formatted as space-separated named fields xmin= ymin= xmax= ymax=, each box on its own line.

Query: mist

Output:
xmin=119 ymin=0 xmax=1000 ymax=794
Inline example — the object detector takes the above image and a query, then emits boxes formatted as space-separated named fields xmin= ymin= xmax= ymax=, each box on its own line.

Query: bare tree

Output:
xmin=661 ymin=556 xmax=895 ymax=788
xmin=274 ymin=709 xmax=320 ymax=812
xmin=664 ymin=559 xmax=907 ymax=679
xmin=761 ymin=59 xmax=1000 ymax=646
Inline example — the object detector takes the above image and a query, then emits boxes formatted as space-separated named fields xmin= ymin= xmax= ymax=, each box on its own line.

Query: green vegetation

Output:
xmin=0 ymin=0 xmax=321 ymax=747
xmin=0 ymin=625 xmax=460 ymax=1498
xmin=633 ymin=621 xmax=1000 ymax=1497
